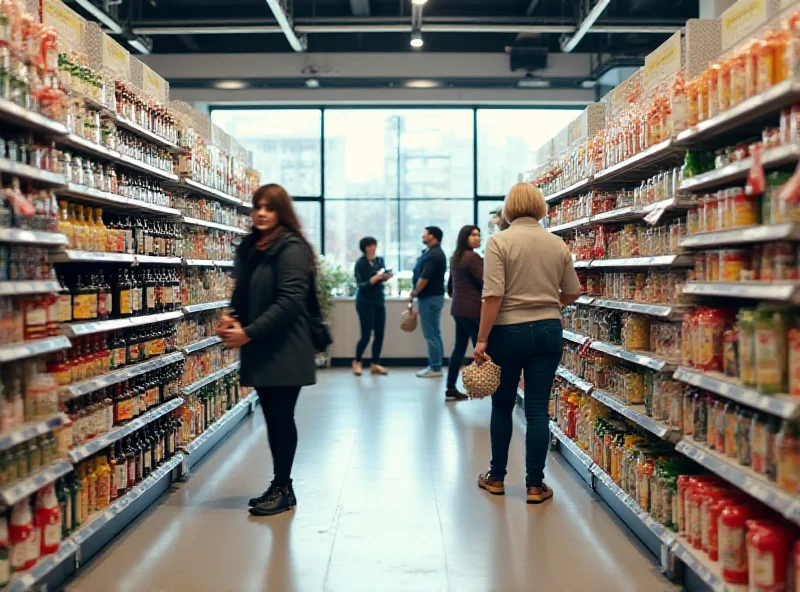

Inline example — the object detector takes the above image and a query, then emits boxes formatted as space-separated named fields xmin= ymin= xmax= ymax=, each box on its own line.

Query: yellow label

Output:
xmin=721 ymin=0 xmax=768 ymax=51
xmin=102 ymin=33 xmax=130 ymax=80
xmin=644 ymin=31 xmax=682 ymax=90
xmin=142 ymin=64 xmax=166 ymax=103
xmin=41 ymin=0 xmax=84 ymax=52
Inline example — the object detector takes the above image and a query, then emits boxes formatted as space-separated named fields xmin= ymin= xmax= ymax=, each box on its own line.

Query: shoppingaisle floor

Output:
xmin=64 ymin=369 xmax=674 ymax=592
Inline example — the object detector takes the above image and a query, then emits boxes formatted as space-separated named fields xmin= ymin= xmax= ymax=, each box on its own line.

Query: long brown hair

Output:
xmin=451 ymin=224 xmax=479 ymax=268
xmin=251 ymin=183 xmax=315 ymax=264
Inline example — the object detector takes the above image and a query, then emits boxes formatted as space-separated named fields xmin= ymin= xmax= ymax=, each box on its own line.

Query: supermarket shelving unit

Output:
xmin=534 ymin=33 xmax=800 ymax=590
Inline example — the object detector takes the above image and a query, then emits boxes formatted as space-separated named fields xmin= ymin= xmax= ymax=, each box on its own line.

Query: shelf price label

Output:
xmin=721 ymin=0 xmax=768 ymax=51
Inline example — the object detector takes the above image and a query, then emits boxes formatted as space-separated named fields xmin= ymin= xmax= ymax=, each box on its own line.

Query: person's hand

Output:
xmin=221 ymin=325 xmax=251 ymax=349
xmin=408 ymin=292 xmax=415 ymax=303
xmin=382 ymin=273 xmax=394 ymax=281
xmin=215 ymin=315 xmax=238 ymax=337
xmin=473 ymin=340 xmax=488 ymax=362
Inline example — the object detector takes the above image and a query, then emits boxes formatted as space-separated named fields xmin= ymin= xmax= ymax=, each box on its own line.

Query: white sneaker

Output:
xmin=416 ymin=367 xmax=443 ymax=378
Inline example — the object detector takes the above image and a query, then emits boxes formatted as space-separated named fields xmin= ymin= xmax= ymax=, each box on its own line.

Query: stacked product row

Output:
xmin=529 ymin=5 xmax=800 ymax=591
xmin=0 ymin=1 xmax=260 ymax=589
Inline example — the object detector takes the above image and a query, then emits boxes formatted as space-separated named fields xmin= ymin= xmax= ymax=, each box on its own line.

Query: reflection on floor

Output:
xmin=64 ymin=369 xmax=674 ymax=592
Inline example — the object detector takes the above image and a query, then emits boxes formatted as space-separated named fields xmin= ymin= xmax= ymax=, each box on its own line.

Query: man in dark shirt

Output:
xmin=410 ymin=226 xmax=447 ymax=378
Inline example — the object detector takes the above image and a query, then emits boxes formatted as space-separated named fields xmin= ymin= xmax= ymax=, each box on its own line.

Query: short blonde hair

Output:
xmin=502 ymin=183 xmax=546 ymax=223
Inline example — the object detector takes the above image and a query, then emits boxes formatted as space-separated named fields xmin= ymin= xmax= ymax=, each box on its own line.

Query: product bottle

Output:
xmin=95 ymin=456 xmax=111 ymax=510
xmin=56 ymin=478 xmax=71 ymax=539
xmin=124 ymin=437 xmax=136 ymax=489
xmin=113 ymin=441 xmax=127 ymax=498
xmin=9 ymin=499 xmax=36 ymax=572
xmin=0 ymin=509 xmax=9 ymax=586
xmin=36 ymin=485 xmax=60 ymax=556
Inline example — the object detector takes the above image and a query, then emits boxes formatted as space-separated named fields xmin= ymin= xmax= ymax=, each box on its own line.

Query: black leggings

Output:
xmin=355 ymin=301 xmax=386 ymax=364
xmin=447 ymin=316 xmax=480 ymax=389
xmin=257 ymin=386 xmax=301 ymax=486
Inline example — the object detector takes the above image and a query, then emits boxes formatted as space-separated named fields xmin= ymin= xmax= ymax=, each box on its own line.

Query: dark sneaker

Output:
xmin=526 ymin=483 xmax=554 ymax=504
xmin=445 ymin=388 xmax=469 ymax=401
xmin=249 ymin=479 xmax=296 ymax=508
xmin=249 ymin=485 xmax=293 ymax=516
xmin=477 ymin=471 xmax=505 ymax=495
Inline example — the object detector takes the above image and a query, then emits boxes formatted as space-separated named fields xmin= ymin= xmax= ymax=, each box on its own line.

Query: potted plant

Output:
xmin=314 ymin=257 xmax=354 ymax=368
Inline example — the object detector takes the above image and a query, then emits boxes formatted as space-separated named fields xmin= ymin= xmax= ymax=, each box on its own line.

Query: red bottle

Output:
xmin=36 ymin=485 xmax=60 ymax=556
xmin=747 ymin=521 xmax=791 ymax=592
xmin=9 ymin=499 xmax=36 ymax=572
xmin=720 ymin=504 xmax=757 ymax=584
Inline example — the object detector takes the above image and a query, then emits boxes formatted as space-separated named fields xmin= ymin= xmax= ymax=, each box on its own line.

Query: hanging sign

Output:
xmin=644 ymin=31 xmax=682 ymax=90
xmin=41 ymin=0 xmax=85 ymax=53
xmin=142 ymin=64 xmax=167 ymax=103
xmin=102 ymin=33 xmax=130 ymax=81
xmin=721 ymin=0 xmax=768 ymax=51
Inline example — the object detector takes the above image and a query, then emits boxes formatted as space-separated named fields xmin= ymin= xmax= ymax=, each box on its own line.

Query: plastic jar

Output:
xmin=755 ymin=306 xmax=789 ymax=394
xmin=719 ymin=504 xmax=755 ymax=584
xmin=698 ymin=308 xmax=725 ymax=372
xmin=731 ymin=53 xmax=747 ymax=106
xmin=747 ymin=520 xmax=791 ymax=592
xmin=721 ymin=249 xmax=749 ymax=282
xmin=731 ymin=186 xmax=759 ymax=228
xmin=738 ymin=308 xmax=758 ymax=387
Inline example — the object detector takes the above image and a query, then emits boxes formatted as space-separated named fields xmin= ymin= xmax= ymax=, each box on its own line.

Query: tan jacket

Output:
xmin=482 ymin=217 xmax=581 ymax=326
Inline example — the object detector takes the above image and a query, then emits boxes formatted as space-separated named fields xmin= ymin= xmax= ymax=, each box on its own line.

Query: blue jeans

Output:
xmin=418 ymin=295 xmax=445 ymax=371
xmin=487 ymin=319 xmax=563 ymax=487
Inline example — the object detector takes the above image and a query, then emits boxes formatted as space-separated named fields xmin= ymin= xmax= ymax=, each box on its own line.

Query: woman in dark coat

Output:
xmin=218 ymin=183 xmax=316 ymax=517
xmin=445 ymin=225 xmax=483 ymax=400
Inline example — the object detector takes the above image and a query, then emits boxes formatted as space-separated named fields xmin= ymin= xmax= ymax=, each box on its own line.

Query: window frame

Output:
xmin=210 ymin=104 xmax=584 ymax=256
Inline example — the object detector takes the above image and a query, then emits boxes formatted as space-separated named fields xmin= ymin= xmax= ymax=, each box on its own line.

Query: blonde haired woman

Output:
xmin=474 ymin=183 xmax=581 ymax=504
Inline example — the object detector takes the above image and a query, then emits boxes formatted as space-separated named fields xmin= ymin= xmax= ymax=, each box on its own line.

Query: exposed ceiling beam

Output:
xmin=561 ymin=0 xmax=611 ymax=52
xmin=263 ymin=0 xmax=306 ymax=52
xmin=350 ymin=0 xmax=371 ymax=16
xmin=70 ymin=0 xmax=123 ymax=33
xmin=132 ymin=23 xmax=679 ymax=36
xmin=525 ymin=0 xmax=542 ymax=16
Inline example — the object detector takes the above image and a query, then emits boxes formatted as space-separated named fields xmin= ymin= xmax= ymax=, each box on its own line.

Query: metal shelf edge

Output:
xmin=68 ymin=398 xmax=185 ymax=463
xmin=0 ymin=459 xmax=74 ymax=506
xmin=0 ymin=336 xmax=72 ymax=363
xmin=65 ymin=352 xmax=185 ymax=398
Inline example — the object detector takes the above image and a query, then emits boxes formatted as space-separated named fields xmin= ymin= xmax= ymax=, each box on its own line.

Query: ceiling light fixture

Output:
xmin=517 ymin=79 xmax=551 ymax=88
xmin=411 ymin=0 xmax=427 ymax=5
xmin=214 ymin=80 xmax=248 ymax=90
xmin=405 ymin=79 xmax=440 ymax=88
xmin=127 ymin=38 xmax=152 ymax=55
xmin=305 ymin=78 xmax=320 ymax=88
xmin=410 ymin=31 xmax=423 ymax=48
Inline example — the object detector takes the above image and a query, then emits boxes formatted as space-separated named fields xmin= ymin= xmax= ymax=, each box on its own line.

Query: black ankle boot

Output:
xmin=249 ymin=479 xmax=297 ymax=508
xmin=249 ymin=484 xmax=293 ymax=516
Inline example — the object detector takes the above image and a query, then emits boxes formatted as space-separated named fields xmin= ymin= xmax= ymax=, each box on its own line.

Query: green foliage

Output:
xmin=316 ymin=257 xmax=355 ymax=320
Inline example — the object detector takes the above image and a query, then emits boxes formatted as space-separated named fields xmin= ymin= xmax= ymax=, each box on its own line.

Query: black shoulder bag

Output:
xmin=306 ymin=271 xmax=333 ymax=353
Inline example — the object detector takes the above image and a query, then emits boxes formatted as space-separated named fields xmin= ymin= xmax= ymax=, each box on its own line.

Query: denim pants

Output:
xmin=487 ymin=319 xmax=563 ymax=487
xmin=446 ymin=316 xmax=479 ymax=388
xmin=417 ymin=295 xmax=445 ymax=371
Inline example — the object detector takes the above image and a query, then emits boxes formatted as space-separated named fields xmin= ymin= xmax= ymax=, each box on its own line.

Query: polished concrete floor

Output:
xmin=64 ymin=369 xmax=674 ymax=592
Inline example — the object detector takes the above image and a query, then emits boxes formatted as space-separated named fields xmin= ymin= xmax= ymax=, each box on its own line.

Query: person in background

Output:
xmin=445 ymin=225 xmax=483 ymax=400
xmin=410 ymin=226 xmax=447 ymax=378
xmin=218 ymin=183 xmax=317 ymax=517
xmin=474 ymin=183 xmax=581 ymax=505
xmin=353 ymin=236 xmax=392 ymax=376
